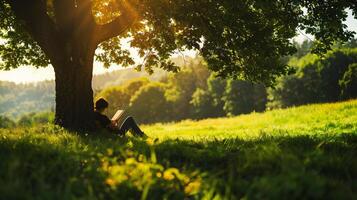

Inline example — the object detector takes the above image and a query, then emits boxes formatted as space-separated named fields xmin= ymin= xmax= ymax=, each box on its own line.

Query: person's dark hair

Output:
xmin=95 ymin=98 xmax=109 ymax=110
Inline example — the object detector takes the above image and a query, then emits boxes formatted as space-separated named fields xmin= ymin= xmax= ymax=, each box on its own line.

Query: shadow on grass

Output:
xmin=0 ymin=136 xmax=109 ymax=199
xmin=0 ymin=131 xmax=356 ymax=199
xmin=131 ymin=133 xmax=357 ymax=199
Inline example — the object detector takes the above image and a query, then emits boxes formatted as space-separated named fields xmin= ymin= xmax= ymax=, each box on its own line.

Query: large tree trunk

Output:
xmin=7 ymin=0 xmax=137 ymax=131
xmin=53 ymin=45 xmax=96 ymax=131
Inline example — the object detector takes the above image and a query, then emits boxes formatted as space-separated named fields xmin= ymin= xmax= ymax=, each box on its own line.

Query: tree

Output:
xmin=206 ymin=74 xmax=227 ymax=116
xmin=164 ymin=63 xmax=209 ymax=120
xmin=190 ymin=88 xmax=218 ymax=119
xmin=95 ymin=77 xmax=149 ymax=117
xmin=0 ymin=0 xmax=139 ymax=130
xmin=191 ymin=73 xmax=226 ymax=119
xmin=0 ymin=0 xmax=356 ymax=130
xmin=129 ymin=82 xmax=171 ymax=124
xmin=268 ymin=48 xmax=357 ymax=108
xmin=223 ymin=80 xmax=267 ymax=116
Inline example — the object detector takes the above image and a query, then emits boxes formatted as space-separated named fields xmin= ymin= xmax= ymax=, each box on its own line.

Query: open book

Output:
xmin=111 ymin=110 xmax=128 ymax=126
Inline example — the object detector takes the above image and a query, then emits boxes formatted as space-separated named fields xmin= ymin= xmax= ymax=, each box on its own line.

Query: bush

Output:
xmin=339 ymin=63 xmax=357 ymax=99
xmin=17 ymin=112 xmax=54 ymax=127
xmin=0 ymin=115 xmax=15 ymax=128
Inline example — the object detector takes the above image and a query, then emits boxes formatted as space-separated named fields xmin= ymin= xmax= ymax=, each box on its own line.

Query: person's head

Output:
xmin=95 ymin=98 xmax=109 ymax=112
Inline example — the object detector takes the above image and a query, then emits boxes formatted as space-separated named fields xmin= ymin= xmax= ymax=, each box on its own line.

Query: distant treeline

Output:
xmin=95 ymin=45 xmax=357 ymax=124
xmin=0 ymin=81 xmax=55 ymax=118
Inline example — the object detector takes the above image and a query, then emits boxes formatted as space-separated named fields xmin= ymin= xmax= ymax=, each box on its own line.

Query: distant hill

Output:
xmin=92 ymin=55 xmax=192 ymax=90
xmin=0 ymin=80 xmax=55 ymax=119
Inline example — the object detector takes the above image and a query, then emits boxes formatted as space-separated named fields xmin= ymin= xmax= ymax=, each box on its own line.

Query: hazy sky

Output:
xmin=0 ymin=62 xmax=122 ymax=84
xmin=1 ymin=12 xmax=357 ymax=84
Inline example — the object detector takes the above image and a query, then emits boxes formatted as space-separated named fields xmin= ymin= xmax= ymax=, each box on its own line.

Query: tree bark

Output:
xmin=52 ymin=43 xmax=96 ymax=131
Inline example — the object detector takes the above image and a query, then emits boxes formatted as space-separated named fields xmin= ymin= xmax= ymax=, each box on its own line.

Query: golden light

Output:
xmin=92 ymin=0 xmax=139 ymax=25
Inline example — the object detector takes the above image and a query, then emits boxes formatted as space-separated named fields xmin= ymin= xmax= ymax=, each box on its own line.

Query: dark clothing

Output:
xmin=94 ymin=111 xmax=111 ymax=128
xmin=94 ymin=111 xmax=144 ymax=136
xmin=118 ymin=116 xmax=145 ymax=136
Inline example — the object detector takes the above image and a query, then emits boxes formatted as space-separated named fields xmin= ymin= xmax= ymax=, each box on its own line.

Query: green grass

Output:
xmin=1 ymin=100 xmax=357 ymax=199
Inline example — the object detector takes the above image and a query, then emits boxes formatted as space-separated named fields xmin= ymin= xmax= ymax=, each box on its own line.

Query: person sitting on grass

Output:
xmin=94 ymin=98 xmax=146 ymax=137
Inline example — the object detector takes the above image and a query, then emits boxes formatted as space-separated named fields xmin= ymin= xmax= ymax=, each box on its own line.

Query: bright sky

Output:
xmin=1 ymin=12 xmax=357 ymax=84
xmin=0 ymin=62 xmax=121 ymax=83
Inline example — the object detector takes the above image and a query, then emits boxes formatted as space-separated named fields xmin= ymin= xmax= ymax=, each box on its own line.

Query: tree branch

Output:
xmin=72 ymin=0 xmax=98 ymax=42
xmin=95 ymin=1 xmax=139 ymax=43
xmin=53 ymin=0 xmax=76 ymax=35
xmin=6 ymin=0 xmax=60 ymax=63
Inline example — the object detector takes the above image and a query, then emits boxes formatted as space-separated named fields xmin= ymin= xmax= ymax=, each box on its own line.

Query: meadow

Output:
xmin=0 ymin=100 xmax=356 ymax=199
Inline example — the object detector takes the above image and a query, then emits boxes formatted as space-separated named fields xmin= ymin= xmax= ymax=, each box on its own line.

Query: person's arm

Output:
xmin=96 ymin=113 xmax=117 ymax=130
xmin=107 ymin=120 xmax=119 ymax=130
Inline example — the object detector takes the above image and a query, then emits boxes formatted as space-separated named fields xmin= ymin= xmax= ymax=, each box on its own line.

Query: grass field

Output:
xmin=1 ymin=100 xmax=357 ymax=199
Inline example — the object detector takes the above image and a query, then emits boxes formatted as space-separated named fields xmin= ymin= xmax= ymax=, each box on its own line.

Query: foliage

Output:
xmin=164 ymin=60 xmax=210 ymax=120
xmin=293 ymin=40 xmax=314 ymax=59
xmin=1 ymin=0 xmax=356 ymax=85
xmin=95 ymin=58 xmax=211 ymax=124
xmin=190 ymin=88 xmax=217 ymax=119
xmin=3 ymin=45 xmax=357 ymax=125
xmin=1 ymin=100 xmax=357 ymax=199
xmin=191 ymin=73 xmax=267 ymax=118
xmin=1 ymin=0 xmax=357 ymax=130
xmin=190 ymin=74 xmax=224 ymax=119
xmin=92 ymin=67 xmax=168 ymax=91
xmin=95 ymin=77 xmax=150 ymax=117
xmin=0 ymin=0 xmax=50 ymax=70
xmin=0 ymin=115 xmax=15 ymax=128
xmin=205 ymin=74 xmax=227 ymax=116
xmin=129 ymin=82 xmax=171 ymax=124
xmin=269 ymin=48 xmax=357 ymax=108
xmin=223 ymin=80 xmax=267 ymax=116
xmin=1 ymin=0 xmax=356 ymax=130
xmin=300 ymin=1 xmax=356 ymax=54
xmin=17 ymin=112 xmax=54 ymax=127
xmin=339 ymin=63 xmax=357 ymax=99
xmin=0 ymin=81 xmax=55 ymax=118
xmin=0 ymin=68 xmax=167 ymax=118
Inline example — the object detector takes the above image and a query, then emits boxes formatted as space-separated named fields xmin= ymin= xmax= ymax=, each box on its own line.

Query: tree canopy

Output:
xmin=1 ymin=0 xmax=356 ymax=85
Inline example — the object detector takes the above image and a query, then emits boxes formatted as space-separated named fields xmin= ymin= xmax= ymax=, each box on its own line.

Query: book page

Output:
xmin=111 ymin=110 xmax=125 ymax=122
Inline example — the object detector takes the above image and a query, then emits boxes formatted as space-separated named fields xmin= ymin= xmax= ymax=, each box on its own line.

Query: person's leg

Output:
xmin=119 ymin=116 xmax=145 ymax=137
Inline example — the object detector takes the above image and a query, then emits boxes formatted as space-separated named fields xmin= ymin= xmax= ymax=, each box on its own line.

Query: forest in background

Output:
xmin=0 ymin=40 xmax=356 ymax=127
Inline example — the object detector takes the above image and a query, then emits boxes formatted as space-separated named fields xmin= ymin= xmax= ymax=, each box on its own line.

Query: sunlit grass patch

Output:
xmin=144 ymin=99 xmax=357 ymax=140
